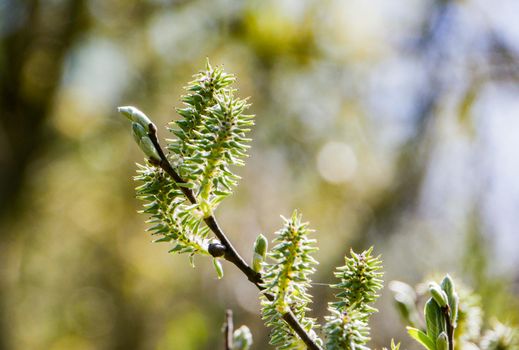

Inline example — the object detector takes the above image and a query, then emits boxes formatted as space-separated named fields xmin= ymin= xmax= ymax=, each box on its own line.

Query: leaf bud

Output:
xmin=232 ymin=325 xmax=253 ymax=350
xmin=118 ymin=106 xmax=154 ymax=132
xmin=213 ymin=258 xmax=224 ymax=279
xmin=429 ymin=282 xmax=449 ymax=308
xmin=436 ymin=332 xmax=449 ymax=350
xmin=132 ymin=122 xmax=147 ymax=143
xmin=440 ymin=274 xmax=455 ymax=293
xmin=208 ymin=242 xmax=226 ymax=257
xmin=441 ymin=275 xmax=459 ymax=327
xmin=138 ymin=134 xmax=161 ymax=161
xmin=252 ymin=234 xmax=268 ymax=272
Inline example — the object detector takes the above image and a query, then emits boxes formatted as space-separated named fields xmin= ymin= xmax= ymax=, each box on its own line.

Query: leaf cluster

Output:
xmin=123 ymin=61 xmax=253 ymax=269
xmin=392 ymin=276 xmax=518 ymax=350
xmin=167 ymin=61 xmax=253 ymax=216
xmin=323 ymin=247 xmax=384 ymax=350
xmin=261 ymin=211 xmax=321 ymax=349
xmin=259 ymin=216 xmax=385 ymax=350
xmin=135 ymin=164 xmax=210 ymax=261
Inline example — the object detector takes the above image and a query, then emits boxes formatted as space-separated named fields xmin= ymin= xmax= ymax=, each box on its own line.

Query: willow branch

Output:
xmin=147 ymin=127 xmax=322 ymax=350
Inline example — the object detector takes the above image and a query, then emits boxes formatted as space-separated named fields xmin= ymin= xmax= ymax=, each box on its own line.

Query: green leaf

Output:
xmin=407 ymin=327 xmax=436 ymax=350
xmin=425 ymin=298 xmax=446 ymax=342
xmin=389 ymin=280 xmax=421 ymax=328
xmin=177 ymin=181 xmax=195 ymax=189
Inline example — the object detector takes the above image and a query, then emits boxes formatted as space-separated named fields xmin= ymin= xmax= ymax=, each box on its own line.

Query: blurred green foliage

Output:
xmin=1 ymin=0 xmax=519 ymax=349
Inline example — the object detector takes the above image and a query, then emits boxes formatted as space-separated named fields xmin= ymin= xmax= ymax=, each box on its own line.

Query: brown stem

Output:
xmin=148 ymin=124 xmax=197 ymax=204
xmin=146 ymin=126 xmax=322 ymax=350
xmin=282 ymin=310 xmax=320 ymax=350
xmin=225 ymin=309 xmax=233 ymax=350
xmin=442 ymin=306 xmax=454 ymax=350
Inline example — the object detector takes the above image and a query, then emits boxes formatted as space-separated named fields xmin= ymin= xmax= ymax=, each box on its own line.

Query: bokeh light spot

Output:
xmin=317 ymin=141 xmax=357 ymax=184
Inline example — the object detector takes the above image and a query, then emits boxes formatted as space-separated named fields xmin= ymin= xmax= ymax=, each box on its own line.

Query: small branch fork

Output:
xmin=147 ymin=127 xmax=322 ymax=350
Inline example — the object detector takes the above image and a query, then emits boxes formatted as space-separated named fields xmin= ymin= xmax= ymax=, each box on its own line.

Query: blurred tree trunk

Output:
xmin=0 ymin=1 xmax=87 ymax=348
xmin=0 ymin=0 xmax=87 ymax=218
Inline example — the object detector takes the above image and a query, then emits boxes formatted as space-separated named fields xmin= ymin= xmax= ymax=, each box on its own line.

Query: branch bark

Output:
xmin=147 ymin=127 xmax=322 ymax=350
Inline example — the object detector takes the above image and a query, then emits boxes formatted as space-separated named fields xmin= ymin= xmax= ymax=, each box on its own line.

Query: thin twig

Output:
xmin=148 ymin=128 xmax=261 ymax=285
xmin=148 ymin=124 xmax=197 ymax=203
xmin=147 ymin=127 xmax=322 ymax=350
xmin=225 ymin=309 xmax=233 ymax=350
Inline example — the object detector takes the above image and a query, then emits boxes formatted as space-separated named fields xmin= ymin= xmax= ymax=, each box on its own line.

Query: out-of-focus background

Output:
xmin=1 ymin=0 xmax=519 ymax=349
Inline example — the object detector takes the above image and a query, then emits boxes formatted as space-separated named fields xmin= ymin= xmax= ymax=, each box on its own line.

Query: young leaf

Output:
xmin=252 ymin=233 xmax=268 ymax=273
xmin=389 ymin=280 xmax=421 ymax=328
xmin=390 ymin=339 xmax=401 ymax=350
xmin=407 ymin=327 xmax=436 ymax=350
xmin=425 ymin=298 xmax=446 ymax=344
xmin=429 ymin=282 xmax=449 ymax=308
xmin=213 ymin=258 xmax=224 ymax=279
xmin=440 ymin=275 xmax=459 ymax=327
